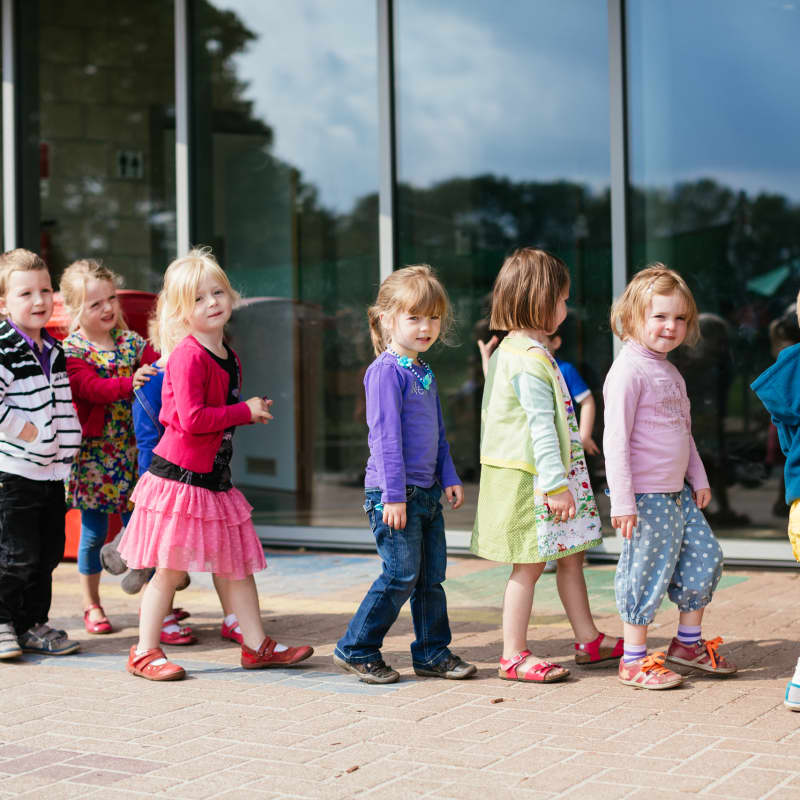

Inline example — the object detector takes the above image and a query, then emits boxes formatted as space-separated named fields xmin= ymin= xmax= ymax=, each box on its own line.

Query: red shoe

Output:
xmin=84 ymin=604 xmax=112 ymax=635
xmin=574 ymin=632 xmax=623 ymax=666
xmin=618 ymin=652 xmax=683 ymax=689
xmin=241 ymin=636 xmax=314 ymax=669
xmin=160 ymin=626 xmax=197 ymax=646
xmin=126 ymin=646 xmax=185 ymax=681
xmin=172 ymin=607 xmax=191 ymax=622
xmin=221 ymin=620 xmax=243 ymax=645
xmin=666 ymin=636 xmax=737 ymax=675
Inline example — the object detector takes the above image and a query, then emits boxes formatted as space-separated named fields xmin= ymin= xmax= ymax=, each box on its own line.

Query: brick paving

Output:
xmin=0 ymin=552 xmax=798 ymax=798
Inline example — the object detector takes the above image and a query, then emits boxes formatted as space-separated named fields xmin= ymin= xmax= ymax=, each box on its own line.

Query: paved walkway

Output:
xmin=1 ymin=552 xmax=799 ymax=798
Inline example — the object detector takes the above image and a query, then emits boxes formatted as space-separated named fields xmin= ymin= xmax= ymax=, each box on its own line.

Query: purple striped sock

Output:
xmin=623 ymin=644 xmax=647 ymax=663
xmin=677 ymin=624 xmax=701 ymax=646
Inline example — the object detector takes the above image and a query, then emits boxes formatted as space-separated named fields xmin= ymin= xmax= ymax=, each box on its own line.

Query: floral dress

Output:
xmin=471 ymin=341 xmax=601 ymax=563
xmin=65 ymin=329 xmax=145 ymax=513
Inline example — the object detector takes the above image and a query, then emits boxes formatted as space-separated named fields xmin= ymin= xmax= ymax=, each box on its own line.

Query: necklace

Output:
xmin=386 ymin=347 xmax=434 ymax=391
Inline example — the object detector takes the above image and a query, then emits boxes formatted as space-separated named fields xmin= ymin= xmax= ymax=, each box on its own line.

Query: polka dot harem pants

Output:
xmin=614 ymin=485 xmax=723 ymax=626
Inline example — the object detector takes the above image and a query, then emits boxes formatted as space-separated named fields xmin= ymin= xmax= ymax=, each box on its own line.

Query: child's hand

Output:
xmin=382 ymin=501 xmax=406 ymax=530
xmin=477 ymin=335 xmax=499 ymax=378
xmin=693 ymin=488 xmax=711 ymax=509
xmin=246 ymin=396 xmax=274 ymax=424
xmin=133 ymin=363 xmax=159 ymax=389
xmin=612 ymin=514 xmax=637 ymax=539
xmin=581 ymin=434 xmax=600 ymax=456
xmin=545 ymin=489 xmax=576 ymax=522
xmin=445 ymin=484 xmax=464 ymax=509
xmin=19 ymin=421 xmax=38 ymax=442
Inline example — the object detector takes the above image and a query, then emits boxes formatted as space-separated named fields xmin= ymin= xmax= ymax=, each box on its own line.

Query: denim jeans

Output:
xmin=78 ymin=508 xmax=133 ymax=575
xmin=335 ymin=485 xmax=453 ymax=667
xmin=0 ymin=473 xmax=66 ymax=634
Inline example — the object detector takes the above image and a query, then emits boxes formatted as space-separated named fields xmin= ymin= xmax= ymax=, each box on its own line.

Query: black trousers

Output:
xmin=0 ymin=472 xmax=66 ymax=634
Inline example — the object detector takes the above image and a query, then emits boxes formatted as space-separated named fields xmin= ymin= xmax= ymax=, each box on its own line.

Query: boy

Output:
xmin=0 ymin=249 xmax=82 ymax=659
xmin=751 ymin=291 xmax=800 ymax=710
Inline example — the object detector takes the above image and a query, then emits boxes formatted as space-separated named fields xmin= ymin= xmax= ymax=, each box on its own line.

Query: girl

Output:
xmin=471 ymin=248 xmax=619 ymax=682
xmin=61 ymin=260 xmax=159 ymax=635
xmin=118 ymin=248 xmax=312 ymax=680
xmin=604 ymin=264 xmax=736 ymax=689
xmin=333 ymin=265 xmax=476 ymax=684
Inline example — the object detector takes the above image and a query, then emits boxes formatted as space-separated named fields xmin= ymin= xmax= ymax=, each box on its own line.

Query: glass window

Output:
xmin=191 ymin=1 xmax=379 ymax=526
xmin=396 ymin=0 xmax=612 ymax=525
xmin=627 ymin=1 xmax=800 ymax=537
xmin=18 ymin=1 xmax=175 ymax=288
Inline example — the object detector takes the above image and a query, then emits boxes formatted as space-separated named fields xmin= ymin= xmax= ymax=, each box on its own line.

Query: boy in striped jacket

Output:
xmin=0 ymin=249 xmax=81 ymax=659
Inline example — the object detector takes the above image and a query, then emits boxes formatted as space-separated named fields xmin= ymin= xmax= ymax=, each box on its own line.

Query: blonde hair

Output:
xmin=0 ymin=249 xmax=48 ymax=297
xmin=490 ymin=247 xmax=570 ymax=333
xmin=155 ymin=247 xmax=240 ymax=357
xmin=59 ymin=259 xmax=127 ymax=332
xmin=367 ymin=265 xmax=453 ymax=357
xmin=610 ymin=263 xmax=700 ymax=347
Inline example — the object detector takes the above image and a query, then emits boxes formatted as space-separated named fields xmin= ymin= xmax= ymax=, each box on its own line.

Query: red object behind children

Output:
xmin=48 ymin=290 xmax=158 ymax=560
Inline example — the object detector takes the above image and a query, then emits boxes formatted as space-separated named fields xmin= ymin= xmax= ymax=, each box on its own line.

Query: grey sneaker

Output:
xmin=19 ymin=624 xmax=79 ymax=655
xmin=414 ymin=654 xmax=477 ymax=680
xmin=332 ymin=653 xmax=399 ymax=684
xmin=0 ymin=622 xmax=22 ymax=660
xmin=99 ymin=531 xmax=127 ymax=575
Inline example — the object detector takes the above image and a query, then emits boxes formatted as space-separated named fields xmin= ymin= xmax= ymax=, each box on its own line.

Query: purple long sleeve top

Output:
xmin=363 ymin=351 xmax=461 ymax=504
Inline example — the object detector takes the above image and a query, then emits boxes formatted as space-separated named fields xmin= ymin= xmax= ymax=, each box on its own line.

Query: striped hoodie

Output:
xmin=0 ymin=320 xmax=81 ymax=480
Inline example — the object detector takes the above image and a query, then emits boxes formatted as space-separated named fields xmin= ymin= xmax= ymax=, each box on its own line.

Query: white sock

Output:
xmin=161 ymin=614 xmax=180 ymax=634
xmin=274 ymin=641 xmax=288 ymax=652
xmin=224 ymin=614 xmax=237 ymax=627
xmin=135 ymin=647 xmax=166 ymax=666
xmin=793 ymin=657 xmax=800 ymax=684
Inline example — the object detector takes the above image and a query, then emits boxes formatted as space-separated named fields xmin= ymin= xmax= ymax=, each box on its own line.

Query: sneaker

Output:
xmin=241 ymin=636 xmax=314 ymax=669
xmin=618 ymin=652 xmax=683 ymax=690
xmin=19 ymin=624 xmax=79 ymax=656
xmin=666 ymin=636 xmax=737 ymax=675
xmin=221 ymin=620 xmax=243 ymax=645
xmin=414 ymin=653 xmax=477 ymax=679
xmin=785 ymin=681 xmax=800 ymax=711
xmin=333 ymin=653 xmax=399 ymax=684
xmin=0 ymin=622 xmax=21 ymax=660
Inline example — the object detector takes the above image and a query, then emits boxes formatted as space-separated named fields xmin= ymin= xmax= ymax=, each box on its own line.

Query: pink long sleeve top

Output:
xmin=602 ymin=340 xmax=709 ymax=517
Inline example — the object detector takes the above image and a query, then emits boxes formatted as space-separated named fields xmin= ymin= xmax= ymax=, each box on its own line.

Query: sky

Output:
xmin=210 ymin=0 xmax=800 ymax=211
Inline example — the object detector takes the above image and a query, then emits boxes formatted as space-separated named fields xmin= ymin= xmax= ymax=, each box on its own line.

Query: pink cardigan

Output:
xmin=153 ymin=335 xmax=252 ymax=473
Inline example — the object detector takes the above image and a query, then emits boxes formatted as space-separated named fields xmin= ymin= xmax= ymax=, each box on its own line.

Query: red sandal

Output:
xmin=498 ymin=650 xmax=569 ymax=682
xmin=83 ymin=604 xmax=112 ymax=635
xmin=574 ymin=632 xmax=624 ymax=666
xmin=172 ymin=607 xmax=191 ymax=622
xmin=160 ymin=626 xmax=197 ymax=646
xmin=241 ymin=636 xmax=314 ymax=669
xmin=126 ymin=646 xmax=185 ymax=681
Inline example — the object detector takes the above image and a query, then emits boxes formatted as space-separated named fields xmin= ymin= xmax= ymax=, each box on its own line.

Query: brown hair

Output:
xmin=610 ymin=263 xmax=700 ymax=346
xmin=489 ymin=247 xmax=570 ymax=333
xmin=59 ymin=259 xmax=128 ymax=332
xmin=367 ymin=265 xmax=453 ymax=356
xmin=0 ymin=249 xmax=48 ymax=297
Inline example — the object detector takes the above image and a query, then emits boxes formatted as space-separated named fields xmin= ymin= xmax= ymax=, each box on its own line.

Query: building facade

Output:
xmin=2 ymin=1 xmax=799 ymax=559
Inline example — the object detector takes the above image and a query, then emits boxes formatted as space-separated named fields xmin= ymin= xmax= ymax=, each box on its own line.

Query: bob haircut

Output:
xmin=60 ymin=259 xmax=127 ymax=332
xmin=610 ymin=263 xmax=700 ymax=347
xmin=155 ymin=247 xmax=240 ymax=358
xmin=368 ymin=264 xmax=453 ymax=356
xmin=0 ymin=249 xmax=48 ymax=298
xmin=489 ymin=247 xmax=570 ymax=334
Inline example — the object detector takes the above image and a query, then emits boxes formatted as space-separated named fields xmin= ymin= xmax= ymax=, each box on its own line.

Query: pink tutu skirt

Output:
xmin=118 ymin=472 xmax=267 ymax=580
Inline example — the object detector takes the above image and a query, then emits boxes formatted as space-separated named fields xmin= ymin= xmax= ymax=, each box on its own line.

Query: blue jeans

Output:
xmin=77 ymin=509 xmax=132 ymax=575
xmin=335 ymin=485 xmax=453 ymax=668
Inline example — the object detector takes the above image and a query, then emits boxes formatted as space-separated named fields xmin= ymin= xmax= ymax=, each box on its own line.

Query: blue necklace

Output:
xmin=387 ymin=347 xmax=434 ymax=391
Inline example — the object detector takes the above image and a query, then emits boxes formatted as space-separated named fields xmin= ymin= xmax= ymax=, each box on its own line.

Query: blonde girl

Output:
xmin=605 ymin=264 xmax=736 ymax=689
xmin=118 ymin=248 xmax=312 ymax=680
xmin=333 ymin=265 xmax=476 ymax=684
xmin=61 ymin=260 xmax=159 ymax=635
xmin=471 ymin=248 xmax=618 ymax=682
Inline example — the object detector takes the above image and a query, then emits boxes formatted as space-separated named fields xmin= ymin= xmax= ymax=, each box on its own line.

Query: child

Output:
xmin=750 ymin=289 xmax=800 ymax=710
xmin=604 ymin=264 xmax=736 ymax=689
xmin=471 ymin=248 xmax=617 ymax=683
xmin=118 ymin=248 xmax=312 ymax=680
xmin=333 ymin=265 xmax=476 ymax=684
xmin=60 ymin=260 xmax=159 ymax=635
xmin=0 ymin=249 xmax=81 ymax=659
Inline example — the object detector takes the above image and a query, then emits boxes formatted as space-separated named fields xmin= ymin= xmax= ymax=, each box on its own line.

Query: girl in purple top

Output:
xmin=334 ymin=265 xmax=476 ymax=684
xmin=604 ymin=265 xmax=737 ymax=689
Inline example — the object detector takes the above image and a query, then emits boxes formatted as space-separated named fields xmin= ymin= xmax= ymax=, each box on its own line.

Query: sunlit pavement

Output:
xmin=0 ymin=552 xmax=798 ymax=798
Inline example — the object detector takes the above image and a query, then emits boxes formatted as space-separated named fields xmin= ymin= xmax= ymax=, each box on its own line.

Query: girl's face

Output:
xmin=80 ymin=278 xmax=119 ymax=337
xmin=640 ymin=291 xmax=688 ymax=354
xmin=386 ymin=308 xmax=441 ymax=359
xmin=188 ymin=273 xmax=233 ymax=338
xmin=548 ymin=290 xmax=569 ymax=334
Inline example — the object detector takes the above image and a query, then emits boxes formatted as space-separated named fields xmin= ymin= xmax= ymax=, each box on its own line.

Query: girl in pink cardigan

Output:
xmin=118 ymin=249 xmax=313 ymax=681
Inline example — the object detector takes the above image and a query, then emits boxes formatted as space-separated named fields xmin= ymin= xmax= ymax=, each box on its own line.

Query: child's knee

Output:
xmin=153 ymin=568 xmax=188 ymax=591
